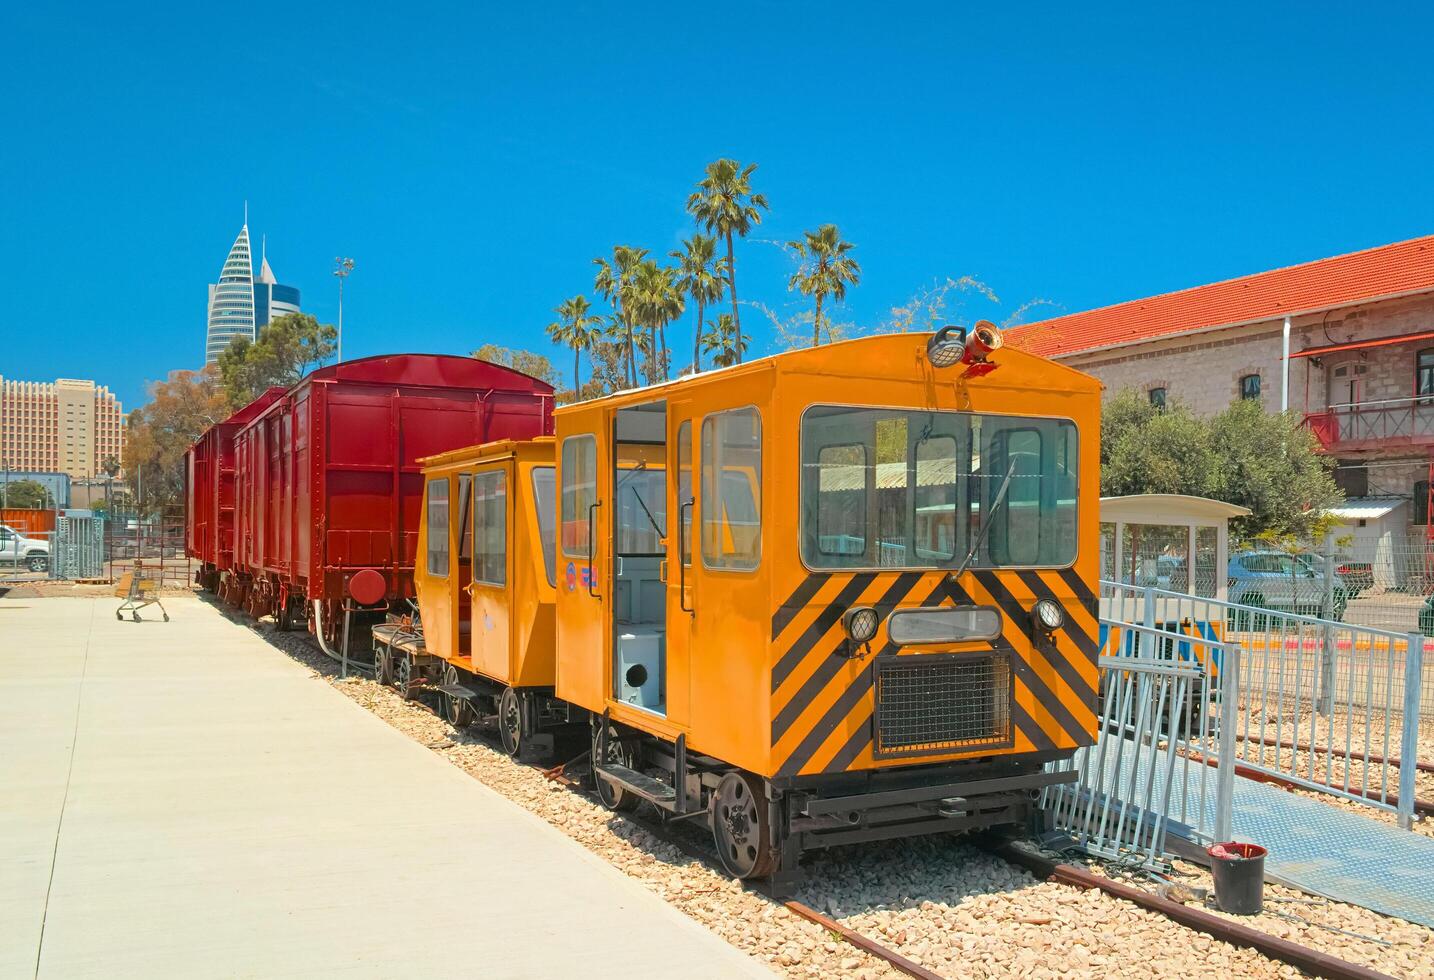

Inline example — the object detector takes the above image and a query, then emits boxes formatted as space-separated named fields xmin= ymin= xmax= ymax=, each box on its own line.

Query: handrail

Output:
xmin=1100 ymin=579 xmax=1412 ymax=642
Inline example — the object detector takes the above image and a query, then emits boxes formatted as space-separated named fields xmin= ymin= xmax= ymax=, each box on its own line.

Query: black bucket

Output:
xmin=1208 ymin=842 xmax=1267 ymax=914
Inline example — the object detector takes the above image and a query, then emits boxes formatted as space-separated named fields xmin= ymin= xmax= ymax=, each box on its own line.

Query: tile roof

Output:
xmin=1003 ymin=234 xmax=1434 ymax=358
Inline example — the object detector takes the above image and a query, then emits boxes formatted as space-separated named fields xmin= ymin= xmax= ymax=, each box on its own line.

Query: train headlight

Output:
xmin=1033 ymin=598 xmax=1065 ymax=632
xmin=843 ymin=606 xmax=880 ymax=644
xmin=926 ymin=326 xmax=967 ymax=368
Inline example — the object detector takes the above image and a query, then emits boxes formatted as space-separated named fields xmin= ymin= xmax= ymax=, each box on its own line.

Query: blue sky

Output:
xmin=5 ymin=2 xmax=1434 ymax=411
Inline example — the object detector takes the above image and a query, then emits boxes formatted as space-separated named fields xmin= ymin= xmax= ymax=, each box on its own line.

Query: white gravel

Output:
xmin=230 ymin=609 xmax=1432 ymax=979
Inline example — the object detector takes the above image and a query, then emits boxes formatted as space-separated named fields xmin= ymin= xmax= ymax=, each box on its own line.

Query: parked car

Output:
xmin=1419 ymin=596 xmax=1434 ymax=637
xmin=1334 ymin=560 xmax=1374 ymax=597
xmin=0 ymin=524 xmax=50 ymax=572
xmin=1228 ymin=550 xmax=1347 ymax=622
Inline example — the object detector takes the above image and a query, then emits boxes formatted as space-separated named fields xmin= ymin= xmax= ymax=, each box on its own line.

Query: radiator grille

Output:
xmin=875 ymin=654 xmax=1012 ymax=758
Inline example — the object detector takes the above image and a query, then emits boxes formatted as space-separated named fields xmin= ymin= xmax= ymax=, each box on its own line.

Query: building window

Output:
xmin=1239 ymin=374 xmax=1261 ymax=401
xmin=1148 ymin=387 xmax=1167 ymax=411
xmin=1418 ymin=349 xmax=1434 ymax=399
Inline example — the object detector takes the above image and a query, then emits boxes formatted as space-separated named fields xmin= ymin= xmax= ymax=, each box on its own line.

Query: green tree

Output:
xmin=1 ymin=479 xmax=53 ymax=509
xmin=470 ymin=344 xmax=561 ymax=389
xmin=545 ymin=295 xmax=605 ymax=403
xmin=686 ymin=159 xmax=769 ymax=365
xmin=216 ymin=313 xmax=337 ymax=409
xmin=630 ymin=260 xmax=685 ymax=384
xmin=123 ymin=367 xmax=230 ymax=510
xmin=593 ymin=245 xmax=648 ymax=388
xmin=787 ymin=224 xmax=861 ymax=347
xmin=1100 ymin=389 xmax=1342 ymax=541
xmin=670 ymin=234 xmax=728 ymax=374
xmin=701 ymin=313 xmax=749 ymax=369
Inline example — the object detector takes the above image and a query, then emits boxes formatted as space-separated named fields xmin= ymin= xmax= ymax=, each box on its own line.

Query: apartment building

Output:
xmin=0 ymin=377 xmax=126 ymax=479
xmin=1005 ymin=234 xmax=1434 ymax=532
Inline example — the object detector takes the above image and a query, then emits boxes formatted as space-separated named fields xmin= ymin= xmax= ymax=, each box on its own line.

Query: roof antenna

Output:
xmin=243 ymin=199 xmax=249 ymax=228
xmin=261 ymin=233 xmax=266 ymax=265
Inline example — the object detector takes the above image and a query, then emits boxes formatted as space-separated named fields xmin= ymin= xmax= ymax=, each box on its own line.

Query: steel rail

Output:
xmin=1233 ymin=731 xmax=1434 ymax=775
xmin=994 ymin=843 xmax=1393 ymax=980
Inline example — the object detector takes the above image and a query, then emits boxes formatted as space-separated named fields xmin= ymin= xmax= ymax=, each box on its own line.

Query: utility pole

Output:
xmin=333 ymin=257 xmax=355 ymax=362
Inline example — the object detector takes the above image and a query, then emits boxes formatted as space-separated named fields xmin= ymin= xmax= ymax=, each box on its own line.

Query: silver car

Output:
xmin=1227 ymin=550 xmax=1347 ymax=621
xmin=0 ymin=524 xmax=50 ymax=573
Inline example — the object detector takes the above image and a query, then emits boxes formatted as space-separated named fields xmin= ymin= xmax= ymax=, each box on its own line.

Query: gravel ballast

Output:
xmin=237 ymin=612 xmax=1432 ymax=979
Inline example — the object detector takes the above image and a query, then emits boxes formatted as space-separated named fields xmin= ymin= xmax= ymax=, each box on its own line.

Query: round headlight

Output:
xmin=1033 ymin=598 xmax=1065 ymax=632
xmin=843 ymin=606 xmax=880 ymax=644
xmin=926 ymin=325 xmax=967 ymax=368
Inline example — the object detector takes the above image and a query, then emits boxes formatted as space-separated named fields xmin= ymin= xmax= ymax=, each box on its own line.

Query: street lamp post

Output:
xmin=333 ymin=257 xmax=355 ymax=362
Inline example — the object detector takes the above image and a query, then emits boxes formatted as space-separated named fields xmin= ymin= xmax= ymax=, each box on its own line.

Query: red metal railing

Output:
xmin=1303 ymin=396 xmax=1434 ymax=451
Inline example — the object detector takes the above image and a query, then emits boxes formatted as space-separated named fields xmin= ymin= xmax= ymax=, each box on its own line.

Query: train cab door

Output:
xmin=610 ymin=401 xmax=671 ymax=719
xmin=467 ymin=461 xmax=512 ymax=682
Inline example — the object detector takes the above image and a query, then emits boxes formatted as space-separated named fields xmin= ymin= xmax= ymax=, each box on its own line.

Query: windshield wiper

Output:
xmin=952 ymin=456 xmax=1019 ymax=581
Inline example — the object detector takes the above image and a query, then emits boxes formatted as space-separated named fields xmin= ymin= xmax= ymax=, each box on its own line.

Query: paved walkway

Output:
xmin=0 ymin=595 xmax=771 ymax=979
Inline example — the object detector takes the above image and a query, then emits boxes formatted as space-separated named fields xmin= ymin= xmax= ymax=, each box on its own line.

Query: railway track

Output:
xmin=281 ymin=624 xmax=1398 ymax=980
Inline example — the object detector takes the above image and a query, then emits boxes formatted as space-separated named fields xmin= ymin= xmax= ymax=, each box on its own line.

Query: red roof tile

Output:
xmin=1003 ymin=235 xmax=1434 ymax=358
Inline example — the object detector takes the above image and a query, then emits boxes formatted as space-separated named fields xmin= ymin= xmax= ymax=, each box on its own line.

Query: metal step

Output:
xmin=595 ymin=763 xmax=677 ymax=806
xmin=433 ymin=683 xmax=480 ymax=700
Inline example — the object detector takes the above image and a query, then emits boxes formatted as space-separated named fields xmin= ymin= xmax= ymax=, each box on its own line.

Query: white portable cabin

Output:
xmin=1099 ymin=494 xmax=1251 ymax=623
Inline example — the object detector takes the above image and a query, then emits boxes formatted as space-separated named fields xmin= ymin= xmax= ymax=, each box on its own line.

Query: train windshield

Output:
xmin=800 ymin=406 xmax=1077 ymax=570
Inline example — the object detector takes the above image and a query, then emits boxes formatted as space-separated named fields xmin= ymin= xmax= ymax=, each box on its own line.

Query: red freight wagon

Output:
xmin=185 ymin=387 xmax=286 ymax=589
xmin=225 ymin=354 xmax=553 ymax=651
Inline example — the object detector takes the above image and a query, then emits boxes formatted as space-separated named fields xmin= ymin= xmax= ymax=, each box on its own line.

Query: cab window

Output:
xmin=473 ymin=469 xmax=506 ymax=586
xmin=701 ymin=407 xmax=761 ymax=570
xmin=560 ymin=434 xmax=597 ymax=557
xmin=426 ymin=478 xmax=449 ymax=576
xmin=677 ymin=420 xmax=693 ymax=566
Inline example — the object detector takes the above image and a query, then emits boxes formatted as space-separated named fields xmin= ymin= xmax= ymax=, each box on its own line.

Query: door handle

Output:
xmin=678 ymin=498 xmax=694 ymax=613
xmin=587 ymin=501 xmax=602 ymax=599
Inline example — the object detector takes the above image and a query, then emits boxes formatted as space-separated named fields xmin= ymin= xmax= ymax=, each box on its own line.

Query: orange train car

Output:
xmin=553 ymin=327 xmax=1102 ymax=882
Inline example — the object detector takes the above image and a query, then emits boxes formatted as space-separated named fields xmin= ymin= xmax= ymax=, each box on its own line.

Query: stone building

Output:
xmin=1005 ymin=235 xmax=1434 ymax=525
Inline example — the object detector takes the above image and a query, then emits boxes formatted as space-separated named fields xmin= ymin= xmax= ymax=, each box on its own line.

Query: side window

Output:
xmin=678 ymin=420 xmax=693 ymax=566
xmin=531 ymin=466 xmax=557 ymax=587
xmin=560 ymin=434 xmax=597 ymax=557
xmin=473 ymin=469 xmax=506 ymax=586
xmin=426 ymin=478 xmax=449 ymax=577
xmin=701 ymin=407 xmax=762 ymax=570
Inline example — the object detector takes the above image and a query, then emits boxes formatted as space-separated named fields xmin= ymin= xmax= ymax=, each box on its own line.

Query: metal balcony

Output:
xmin=1304 ymin=396 xmax=1434 ymax=451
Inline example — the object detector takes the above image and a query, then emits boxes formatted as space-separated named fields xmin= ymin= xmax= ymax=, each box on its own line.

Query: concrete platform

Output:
xmin=0 ymin=595 xmax=772 ymax=979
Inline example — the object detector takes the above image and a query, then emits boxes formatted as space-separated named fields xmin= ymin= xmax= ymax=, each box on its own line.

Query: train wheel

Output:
xmin=372 ymin=645 xmax=392 ymax=686
xmin=394 ymin=654 xmax=416 ymax=700
xmin=498 ymin=687 xmax=525 ymax=756
xmin=590 ymin=719 xmax=640 ymax=812
xmin=443 ymin=665 xmax=475 ymax=727
xmin=711 ymin=771 xmax=777 ymax=879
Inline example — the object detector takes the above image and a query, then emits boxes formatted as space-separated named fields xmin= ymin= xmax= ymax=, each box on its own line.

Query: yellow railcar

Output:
xmin=372 ymin=437 xmax=567 ymax=755
xmin=553 ymin=328 xmax=1102 ymax=881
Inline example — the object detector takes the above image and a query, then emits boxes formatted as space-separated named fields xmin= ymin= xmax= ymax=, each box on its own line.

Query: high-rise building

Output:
xmin=204 ymin=222 xmax=303 ymax=365
xmin=205 ymin=224 xmax=256 ymax=364
xmin=0 ymin=377 xmax=126 ymax=479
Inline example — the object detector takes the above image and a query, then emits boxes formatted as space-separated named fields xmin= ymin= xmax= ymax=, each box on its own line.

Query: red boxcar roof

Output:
xmin=1004 ymin=234 xmax=1434 ymax=358
xmin=298 ymin=353 xmax=554 ymax=394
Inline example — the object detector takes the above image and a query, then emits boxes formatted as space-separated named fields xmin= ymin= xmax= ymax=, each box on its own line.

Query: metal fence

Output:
xmin=1103 ymin=581 xmax=1428 ymax=830
xmin=1309 ymin=536 xmax=1434 ymax=635
xmin=1043 ymin=621 xmax=1239 ymax=867
xmin=1 ymin=507 xmax=194 ymax=587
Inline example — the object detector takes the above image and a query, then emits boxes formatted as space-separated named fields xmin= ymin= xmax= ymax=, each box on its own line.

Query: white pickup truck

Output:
xmin=0 ymin=524 xmax=51 ymax=572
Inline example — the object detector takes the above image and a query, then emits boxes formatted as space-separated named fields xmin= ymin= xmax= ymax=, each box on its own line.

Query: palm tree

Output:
xmin=546 ymin=295 xmax=604 ymax=399
xmin=701 ymin=313 xmax=749 ymax=368
xmin=787 ymin=224 xmax=861 ymax=347
xmin=630 ymin=260 xmax=685 ymax=384
xmin=685 ymin=159 xmax=768 ymax=364
xmin=593 ymin=245 xmax=648 ymax=387
xmin=670 ymin=234 xmax=728 ymax=374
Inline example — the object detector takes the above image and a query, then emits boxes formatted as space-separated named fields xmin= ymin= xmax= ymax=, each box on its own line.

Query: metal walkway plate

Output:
xmin=1081 ymin=741 xmax=1434 ymax=926
xmin=1218 ymin=775 xmax=1434 ymax=928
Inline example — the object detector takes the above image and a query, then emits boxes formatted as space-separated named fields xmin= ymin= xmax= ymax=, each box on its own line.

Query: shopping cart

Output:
xmin=115 ymin=559 xmax=169 ymax=622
